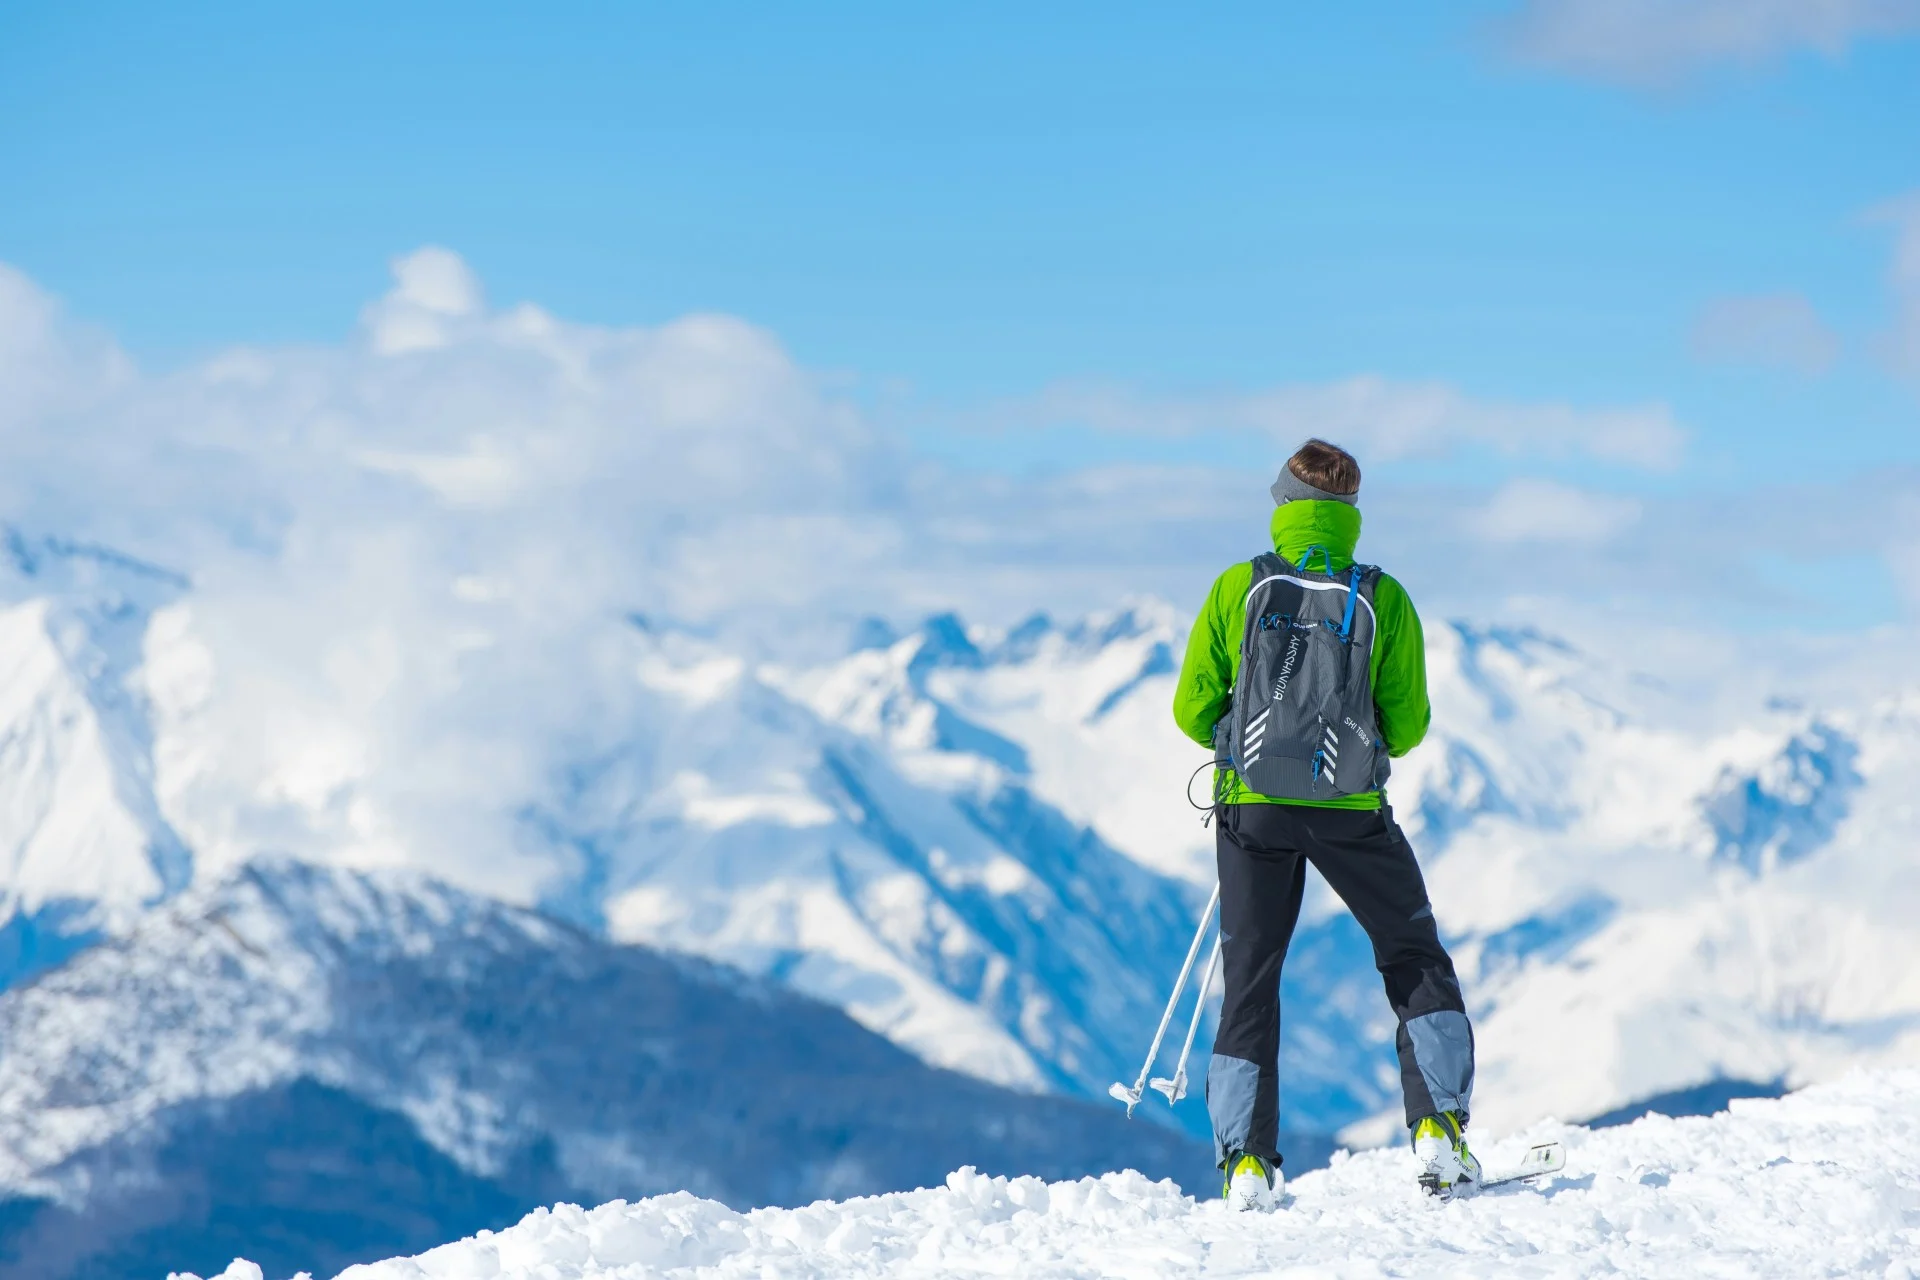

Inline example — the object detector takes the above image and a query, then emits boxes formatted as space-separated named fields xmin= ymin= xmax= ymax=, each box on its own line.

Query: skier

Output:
xmin=1172 ymin=438 xmax=1478 ymax=1211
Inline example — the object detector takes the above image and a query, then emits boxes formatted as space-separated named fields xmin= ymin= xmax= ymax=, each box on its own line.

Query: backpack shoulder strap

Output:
xmin=1343 ymin=563 xmax=1385 ymax=641
xmin=1244 ymin=552 xmax=1292 ymax=605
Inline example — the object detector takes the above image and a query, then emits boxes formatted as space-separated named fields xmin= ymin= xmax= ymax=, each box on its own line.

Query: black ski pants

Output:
xmin=1205 ymin=801 xmax=1474 ymax=1169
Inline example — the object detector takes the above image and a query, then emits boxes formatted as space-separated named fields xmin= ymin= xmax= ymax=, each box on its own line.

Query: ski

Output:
xmin=1420 ymin=1140 xmax=1565 ymax=1197
xmin=1480 ymin=1140 xmax=1567 ymax=1191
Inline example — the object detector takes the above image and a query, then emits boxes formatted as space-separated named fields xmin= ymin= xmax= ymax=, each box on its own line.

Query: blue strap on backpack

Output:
xmin=1296 ymin=544 xmax=1336 ymax=575
xmin=1295 ymin=547 xmax=1362 ymax=643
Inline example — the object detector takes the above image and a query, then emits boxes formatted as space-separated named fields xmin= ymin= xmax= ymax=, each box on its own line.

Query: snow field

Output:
xmin=196 ymin=1068 xmax=1919 ymax=1280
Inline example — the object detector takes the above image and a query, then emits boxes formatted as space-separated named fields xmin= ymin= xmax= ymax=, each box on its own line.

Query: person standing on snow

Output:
xmin=1171 ymin=438 xmax=1478 ymax=1212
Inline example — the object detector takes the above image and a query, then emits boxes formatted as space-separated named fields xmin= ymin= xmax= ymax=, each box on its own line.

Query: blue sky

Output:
xmin=1 ymin=2 xmax=1917 ymax=572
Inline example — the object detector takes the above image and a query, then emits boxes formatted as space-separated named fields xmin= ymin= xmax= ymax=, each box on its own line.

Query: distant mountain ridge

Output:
xmin=0 ymin=539 xmax=1210 ymax=1140
xmin=0 ymin=858 xmax=1208 ymax=1280
xmin=0 ymin=532 xmax=1912 ymax=1158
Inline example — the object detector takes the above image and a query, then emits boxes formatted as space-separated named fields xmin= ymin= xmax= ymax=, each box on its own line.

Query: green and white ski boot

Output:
xmin=1413 ymin=1111 xmax=1482 ymax=1198
xmin=1222 ymin=1151 xmax=1281 ymax=1212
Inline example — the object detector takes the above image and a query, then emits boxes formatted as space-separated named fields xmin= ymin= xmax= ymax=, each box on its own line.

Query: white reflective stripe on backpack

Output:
xmin=1243 ymin=574 xmax=1379 ymax=630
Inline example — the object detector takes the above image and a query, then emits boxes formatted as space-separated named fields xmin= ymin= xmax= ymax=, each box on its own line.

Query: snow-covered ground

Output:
xmin=173 ymin=1068 xmax=1920 ymax=1280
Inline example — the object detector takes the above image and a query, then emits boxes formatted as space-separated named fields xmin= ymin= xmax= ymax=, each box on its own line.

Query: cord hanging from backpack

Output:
xmin=1187 ymin=725 xmax=1245 ymax=829
xmin=1187 ymin=754 xmax=1231 ymax=827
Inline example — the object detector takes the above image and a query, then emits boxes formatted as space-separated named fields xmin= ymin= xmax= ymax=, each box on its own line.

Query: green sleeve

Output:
xmin=1369 ymin=572 xmax=1430 ymax=757
xmin=1171 ymin=565 xmax=1248 ymax=748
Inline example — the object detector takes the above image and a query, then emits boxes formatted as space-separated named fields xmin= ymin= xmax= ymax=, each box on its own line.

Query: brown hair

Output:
xmin=1286 ymin=438 xmax=1361 ymax=495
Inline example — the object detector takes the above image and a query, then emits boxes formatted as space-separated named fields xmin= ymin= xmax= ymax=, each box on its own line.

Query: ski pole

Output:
xmin=1109 ymin=881 xmax=1220 ymax=1118
xmin=1151 ymin=929 xmax=1222 ymax=1104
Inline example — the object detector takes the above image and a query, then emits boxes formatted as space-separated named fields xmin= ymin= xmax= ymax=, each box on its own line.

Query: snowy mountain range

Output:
xmin=0 ymin=858 xmax=1206 ymax=1279
xmin=0 ymin=533 xmax=1210 ymax=1123
xmin=583 ymin=608 xmax=1205 ymax=1106
xmin=769 ymin=599 xmax=1920 ymax=1144
xmin=0 ymin=524 xmax=1915 ymax=1265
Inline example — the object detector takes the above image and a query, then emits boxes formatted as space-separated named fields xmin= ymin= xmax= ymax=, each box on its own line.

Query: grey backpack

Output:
xmin=1217 ymin=546 xmax=1389 ymax=801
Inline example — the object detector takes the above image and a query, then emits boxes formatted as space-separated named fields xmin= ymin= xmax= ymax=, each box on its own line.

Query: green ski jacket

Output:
xmin=1172 ymin=499 xmax=1430 ymax=810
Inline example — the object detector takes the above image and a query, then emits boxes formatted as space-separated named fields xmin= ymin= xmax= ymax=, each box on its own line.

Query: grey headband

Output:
xmin=1270 ymin=467 xmax=1358 ymax=507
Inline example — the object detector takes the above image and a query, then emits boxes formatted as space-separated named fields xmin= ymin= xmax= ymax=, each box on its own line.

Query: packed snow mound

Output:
xmin=226 ymin=1069 xmax=1918 ymax=1280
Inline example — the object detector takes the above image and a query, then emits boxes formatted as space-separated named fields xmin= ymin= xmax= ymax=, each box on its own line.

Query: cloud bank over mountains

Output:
xmin=5 ymin=247 xmax=1920 ymax=630
xmin=3 ymin=247 xmax=1918 ymax=684
xmin=0 ymin=246 xmax=1906 ymax=930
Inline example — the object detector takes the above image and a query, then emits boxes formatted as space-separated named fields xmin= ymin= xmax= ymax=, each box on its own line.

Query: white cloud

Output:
xmin=361 ymin=246 xmax=487 ymax=355
xmin=1691 ymin=294 xmax=1839 ymax=374
xmin=1475 ymin=478 xmax=1643 ymax=544
xmin=0 ymin=248 xmax=915 ymax=902
xmin=0 ymin=264 xmax=134 ymax=432
xmin=392 ymin=245 xmax=484 ymax=317
xmin=1501 ymin=0 xmax=1920 ymax=86
xmin=2 ymin=249 xmax=1917 ymax=905
xmin=984 ymin=375 xmax=1685 ymax=470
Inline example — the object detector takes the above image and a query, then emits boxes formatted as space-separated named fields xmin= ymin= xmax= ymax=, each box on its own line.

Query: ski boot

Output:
xmin=1413 ymin=1111 xmax=1482 ymax=1198
xmin=1222 ymin=1151 xmax=1281 ymax=1212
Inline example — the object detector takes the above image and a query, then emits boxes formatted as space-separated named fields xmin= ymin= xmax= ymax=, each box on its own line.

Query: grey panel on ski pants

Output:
xmin=1205 ymin=802 xmax=1474 ymax=1169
